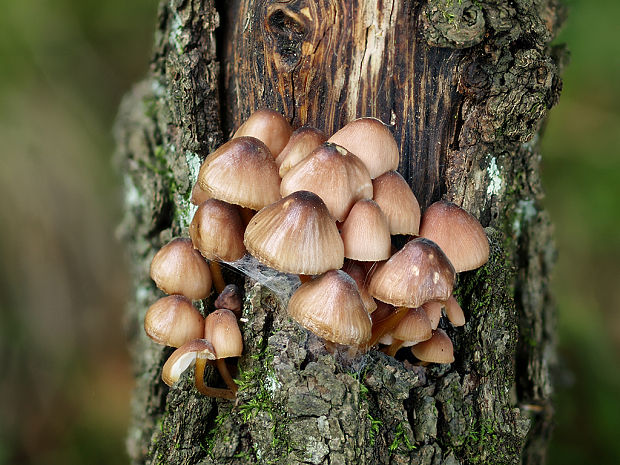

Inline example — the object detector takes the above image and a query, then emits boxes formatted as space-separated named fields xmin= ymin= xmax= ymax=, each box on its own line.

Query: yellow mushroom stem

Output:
xmin=209 ymin=261 xmax=226 ymax=294
xmin=240 ymin=207 xmax=255 ymax=226
xmin=194 ymin=355 xmax=236 ymax=399
xmin=367 ymin=306 xmax=408 ymax=348
xmin=216 ymin=359 xmax=238 ymax=395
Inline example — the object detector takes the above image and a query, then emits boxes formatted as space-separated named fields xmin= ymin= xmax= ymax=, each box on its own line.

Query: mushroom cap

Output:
xmin=197 ymin=137 xmax=281 ymax=210
xmin=204 ymin=309 xmax=243 ymax=359
xmin=391 ymin=307 xmax=432 ymax=347
xmin=233 ymin=109 xmax=293 ymax=157
xmin=214 ymin=284 xmax=242 ymax=317
xmin=276 ymin=126 xmax=327 ymax=177
xmin=189 ymin=199 xmax=246 ymax=262
xmin=342 ymin=260 xmax=377 ymax=314
xmin=421 ymin=301 xmax=442 ymax=330
xmin=411 ymin=329 xmax=455 ymax=364
xmin=280 ymin=143 xmax=373 ymax=222
xmin=190 ymin=181 xmax=211 ymax=206
xmin=372 ymin=171 xmax=421 ymax=235
xmin=444 ymin=295 xmax=465 ymax=327
xmin=327 ymin=117 xmax=399 ymax=179
xmin=244 ymin=190 xmax=344 ymax=275
xmin=144 ymin=295 xmax=205 ymax=348
xmin=340 ymin=199 xmax=391 ymax=261
xmin=369 ymin=238 xmax=455 ymax=308
xmin=419 ymin=200 xmax=489 ymax=272
xmin=150 ymin=238 xmax=212 ymax=300
xmin=287 ymin=270 xmax=372 ymax=346
xmin=161 ymin=339 xmax=216 ymax=386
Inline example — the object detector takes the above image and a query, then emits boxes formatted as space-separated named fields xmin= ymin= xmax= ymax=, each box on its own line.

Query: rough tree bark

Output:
xmin=115 ymin=1 xmax=565 ymax=463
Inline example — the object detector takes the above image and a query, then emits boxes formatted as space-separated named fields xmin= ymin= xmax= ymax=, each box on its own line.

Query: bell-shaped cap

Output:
xmin=280 ymin=143 xmax=372 ymax=222
xmin=340 ymin=199 xmax=391 ymax=261
xmin=288 ymin=270 xmax=372 ymax=346
xmin=411 ymin=329 xmax=454 ymax=364
xmin=161 ymin=339 xmax=216 ymax=386
xmin=419 ymin=200 xmax=489 ymax=272
xmin=204 ymin=309 xmax=243 ymax=359
xmin=144 ymin=295 xmax=205 ymax=348
xmin=369 ymin=238 xmax=455 ymax=308
xmin=189 ymin=199 xmax=246 ymax=262
xmin=244 ymin=191 xmax=344 ymax=275
xmin=214 ymin=284 xmax=242 ymax=317
xmin=372 ymin=171 xmax=421 ymax=235
xmin=150 ymin=238 xmax=212 ymax=300
xmin=444 ymin=295 xmax=465 ymax=327
xmin=233 ymin=109 xmax=292 ymax=157
xmin=342 ymin=260 xmax=377 ymax=314
xmin=391 ymin=307 xmax=432 ymax=347
xmin=276 ymin=127 xmax=327 ymax=177
xmin=422 ymin=301 xmax=442 ymax=330
xmin=198 ymin=137 xmax=281 ymax=210
xmin=327 ymin=117 xmax=399 ymax=179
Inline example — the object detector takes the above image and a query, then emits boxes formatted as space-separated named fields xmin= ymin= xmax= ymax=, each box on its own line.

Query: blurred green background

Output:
xmin=0 ymin=0 xmax=618 ymax=464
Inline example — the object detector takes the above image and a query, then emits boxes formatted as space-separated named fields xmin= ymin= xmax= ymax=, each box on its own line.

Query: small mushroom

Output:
xmin=144 ymin=295 xmax=204 ymax=348
xmin=421 ymin=301 xmax=442 ymax=330
xmin=280 ymin=143 xmax=373 ymax=222
xmin=276 ymin=126 xmax=327 ymax=177
xmin=444 ymin=295 xmax=465 ymax=327
xmin=150 ymin=238 xmax=212 ymax=300
xmin=204 ymin=309 xmax=243 ymax=395
xmin=327 ymin=117 xmax=399 ymax=179
xmin=411 ymin=329 xmax=455 ymax=364
xmin=384 ymin=307 xmax=432 ymax=357
xmin=233 ymin=109 xmax=292 ymax=157
xmin=189 ymin=199 xmax=246 ymax=292
xmin=244 ymin=190 xmax=344 ymax=277
xmin=214 ymin=284 xmax=243 ymax=317
xmin=372 ymin=170 xmax=421 ymax=236
xmin=419 ymin=200 xmax=489 ymax=272
xmin=161 ymin=339 xmax=235 ymax=399
xmin=340 ymin=199 xmax=391 ymax=262
xmin=287 ymin=270 xmax=372 ymax=350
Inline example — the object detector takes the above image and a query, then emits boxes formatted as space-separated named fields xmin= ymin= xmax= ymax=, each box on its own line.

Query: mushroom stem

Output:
xmin=209 ymin=261 xmax=226 ymax=294
xmin=384 ymin=338 xmax=405 ymax=357
xmin=216 ymin=359 xmax=238 ymax=395
xmin=240 ymin=207 xmax=255 ymax=226
xmin=367 ymin=306 xmax=409 ymax=348
xmin=194 ymin=355 xmax=236 ymax=399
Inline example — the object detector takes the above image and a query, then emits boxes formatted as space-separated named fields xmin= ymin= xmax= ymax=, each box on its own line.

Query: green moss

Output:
xmin=389 ymin=422 xmax=417 ymax=454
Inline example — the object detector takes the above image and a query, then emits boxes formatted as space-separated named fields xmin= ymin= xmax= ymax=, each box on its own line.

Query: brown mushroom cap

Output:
xmin=327 ymin=117 xmax=399 ymax=179
xmin=144 ymin=295 xmax=205 ymax=348
xmin=342 ymin=260 xmax=377 ymax=314
xmin=411 ymin=329 xmax=455 ymax=364
xmin=161 ymin=339 xmax=216 ymax=386
xmin=244 ymin=190 xmax=344 ymax=275
xmin=421 ymin=301 xmax=442 ymax=330
xmin=340 ymin=199 xmax=391 ymax=261
xmin=197 ymin=137 xmax=281 ymax=210
xmin=391 ymin=307 xmax=433 ymax=347
xmin=369 ymin=237 xmax=456 ymax=308
xmin=204 ymin=309 xmax=243 ymax=359
xmin=190 ymin=181 xmax=211 ymax=206
xmin=444 ymin=295 xmax=465 ymax=327
xmin=214 ymin=284 xmax=242 ymax=317
xmin=150 ymin=238 xmax=212 ymax=300
xmin=276 ymin=126 xmax=328 ymax=177
xmin=280 ymin=143 xmax=373 ymax=222
xmin=189 ymin=199 xmax=246 ymax=262
xmin=287 ymin=270 xmax=372 ymax=346
xmin=372 ymin=171 xmax=421 ymax=235
xmin=233 ymin=109 xmax=293 ymax=157
xmin=419 ymin=200 xmax=489 ymax=272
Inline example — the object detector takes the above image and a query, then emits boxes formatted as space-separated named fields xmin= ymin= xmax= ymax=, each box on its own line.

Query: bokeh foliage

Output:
xmin=0 ymin=0 xmax=618 ymax=463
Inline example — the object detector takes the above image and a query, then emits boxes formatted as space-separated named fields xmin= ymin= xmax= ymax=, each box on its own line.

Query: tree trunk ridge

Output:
xmin=114 ymin=0 xmax=565 ymax=463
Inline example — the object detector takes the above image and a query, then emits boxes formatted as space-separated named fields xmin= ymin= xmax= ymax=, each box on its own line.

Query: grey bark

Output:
xmin=114 ymin=0 xmax=565 ymax=463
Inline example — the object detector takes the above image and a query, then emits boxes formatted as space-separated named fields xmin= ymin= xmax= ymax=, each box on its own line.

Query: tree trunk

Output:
xmin=114 ymin=0 xmax=565 ymax=463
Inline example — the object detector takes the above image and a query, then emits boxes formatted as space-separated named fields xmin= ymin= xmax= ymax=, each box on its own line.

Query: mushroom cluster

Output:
xmin=144 ymin=109 xmax=490 ymax=398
